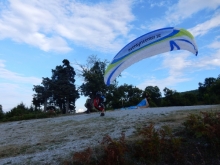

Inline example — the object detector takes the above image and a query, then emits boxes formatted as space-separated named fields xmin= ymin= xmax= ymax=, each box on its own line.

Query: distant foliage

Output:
xmin=105 ymin=74 xmax=220 ymax=109
xmin=106 ymin=84 xmax=143 ymax=109
xmin=144 ymin=86 xmax=162 ymax=106
xmin=0 ymin=104 xmax=4 ymax=120
xmin=5 ymin=102 xmax=29 ymax=118
xmin=0 ymin=103 xmax=57 ymax=122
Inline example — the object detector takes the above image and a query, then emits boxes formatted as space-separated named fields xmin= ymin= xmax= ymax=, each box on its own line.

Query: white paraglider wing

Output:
xmin=104 ymin=27 xmax=198 ymax=85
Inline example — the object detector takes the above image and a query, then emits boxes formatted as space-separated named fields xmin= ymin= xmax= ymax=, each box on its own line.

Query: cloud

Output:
xmin=77 ymin=109 xmax=85 ymax=113
xmin=0 ymin=82 xmax=34 ymax=112
xmin=137 ymin=52 xmax=193 ymax=90
xmin=195 ymin=37 xmax=220 ymax=68
xmin=195 ymin=50 xmax=220 ymax=68
xmin=0 ymin=59 xmax=6 ymax=67
xmin=165 ymin=0 xmax=220 ymax=23
xmin=0 ymin=60 xmax=42 ymax=112
xmin=0 ymin=0 xmax=134 ymax=53
xmin=138 ymin=75 xmax=190 ymax=92
xmin=0 ymin=60 xmax=41 ymax=84
xmin=144 ymin=0 xmax=172 ymax=8
xmin=188 ymin=12 xmax=220 ymax=37
xmin=208 ymin=37 xmax=220 ymax=49
xmin=147 ymin=0 xmax=220 ymax=30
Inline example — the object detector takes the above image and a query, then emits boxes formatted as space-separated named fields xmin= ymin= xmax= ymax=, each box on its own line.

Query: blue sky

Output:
xmin=0 ymin=0 xmax=220 ymax=113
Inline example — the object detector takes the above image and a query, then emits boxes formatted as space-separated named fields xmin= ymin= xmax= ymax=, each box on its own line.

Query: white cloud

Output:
xmin=145 ymin=0 xmax=172 ymax=8
xmin=138 ymin=75 xmax=190 ymax=92
xmin=188 ymin=12 xmax=220 ymax=37
xmin=161 ymin=52 xmax=194 ymax=76
xmin=0 ymin=82 xmax=34 ymax=112
xmin=0 ymin=60 xmax=42 ymax=112
xmin=138 ymin=52 xmax=193 ymax=90
xmin=0 ymin=0 xmax=134 ymax=53
xmin=75 ymin=95 xmax=87 ymax=113
xmin=147 ymin=0 xmax=220 ymax=30
xmin=166 ymin=0 xmax=220 ymax=23
xmin=195 ymin=50 xmax=220 ymax=68
xmin=208 ymin=36 xmax=220 ymax=49
xmin=196 ymin=37 xmax=220 ymax=68
xmin=77 ymin=108 xmax=85 ymax=113
xmin=0 ymin=61 xmax=41 ymax=84
xmin=0 ymin=59 xmax=6 ymax=67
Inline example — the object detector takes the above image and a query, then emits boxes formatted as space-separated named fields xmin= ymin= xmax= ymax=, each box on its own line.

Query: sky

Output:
xmin=0 ymin=0 xmax=220 ymax=113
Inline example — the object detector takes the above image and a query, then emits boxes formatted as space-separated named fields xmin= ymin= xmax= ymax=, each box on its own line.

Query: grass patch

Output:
xmin=0 ymin=144 xmax=37 ymax=158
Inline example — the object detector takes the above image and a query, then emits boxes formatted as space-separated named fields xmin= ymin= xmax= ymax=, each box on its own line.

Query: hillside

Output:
xmin=0 ymin=105 xmax=219 ymax=165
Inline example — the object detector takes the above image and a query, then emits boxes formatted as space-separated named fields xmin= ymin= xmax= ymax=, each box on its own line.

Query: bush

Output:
xmin=99 ymin=133 xmax=127 ymax=165
xmin=68 ymin=111 xmax=220 ymax=165
xmin=183 ymin=111 xmax=220 ymax=146
xmin=69 ymin=125 xmax=183 ymax=165
xmin=2 ymin=110 xmax=57 ymax=122
xmin=132 ymin=124 xmax=182 ymax=164
xmin=0 ymin=109 xmax=4 ymax=121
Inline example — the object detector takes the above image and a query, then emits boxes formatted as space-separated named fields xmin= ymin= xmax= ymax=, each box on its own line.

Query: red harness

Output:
xmin=93 ymin=97 xmax=104 ymax=111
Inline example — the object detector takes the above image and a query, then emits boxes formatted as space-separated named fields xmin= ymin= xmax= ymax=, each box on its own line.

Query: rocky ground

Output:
xmin=0 ymin=105 xmax=219 ymax=165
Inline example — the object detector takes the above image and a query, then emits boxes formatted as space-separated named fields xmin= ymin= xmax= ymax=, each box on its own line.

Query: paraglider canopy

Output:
xmin=104 ymin=27 xmax=198 ymax=86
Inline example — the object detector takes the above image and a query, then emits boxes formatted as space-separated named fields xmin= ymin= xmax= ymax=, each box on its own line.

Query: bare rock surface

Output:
xmin=0 ymin=105 xmax=219 ymax=165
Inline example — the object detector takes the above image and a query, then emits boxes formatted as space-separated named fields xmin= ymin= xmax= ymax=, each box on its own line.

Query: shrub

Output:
xmin=72 ymin=147 xmax=93 ymax=165
xmin=133 ymin=124 xmax=182 ymax=164
xmin=99 ymin=133 xmax=127 ymax=165
xmin=67 ymin=110 xmax=220 ymax=165
xmin=70 ymin=125 xmax=183 ymax=165
xmin=183 ymin=111 xmax=220 ymax=146
xmin=0 ymin=109 xmax=4 ymax=121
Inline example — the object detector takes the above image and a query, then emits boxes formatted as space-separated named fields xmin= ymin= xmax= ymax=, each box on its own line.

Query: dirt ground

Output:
xmin=0 ymin=105 xmax=219 ymax=165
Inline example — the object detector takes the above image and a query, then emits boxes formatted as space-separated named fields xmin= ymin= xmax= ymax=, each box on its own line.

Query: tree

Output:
xmin=33 ymin=77 xmax=52 ymax=111
xmin=5 ymin=102 xmax=29 ymax=118
xmin=78 ymin=55 xmax=108 ymax=98
xmin=105 ymin=84 xmax=143 ymax=109
xmin=203 ymin=77 xmax=216 ymax=88
xmin=210 ymin=79 xmax=220 ymax=103
xmin=144 ymin=86 xmax=162 ymax=106
xmin=51 ymin=59 xmax=79 ymax=113
xmin=77 ymin=55 xmax=127 ymax=110
xmin=33 ymin=59 xmax=79 ymax=114
xmin=102 ymin=80 xmax=120 ymax=110
xmin=181 ymin=93 xmax=197 ymax=105
xmin=203 ymin=77 xmax=220 ymax=104
xmin=198 ymin=77 xmax=219 ymax=104
xmin=117 ymin=84 xmax=143 ymax=107
xmin=163 ymin=87 xmax=183 ymax=106
xmin=0 ymin=104 xmax=4 ymax=120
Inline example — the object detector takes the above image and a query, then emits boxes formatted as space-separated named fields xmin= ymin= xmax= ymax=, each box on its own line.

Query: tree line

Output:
xmin=0 ymin=55 xmax=220 ymax=121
